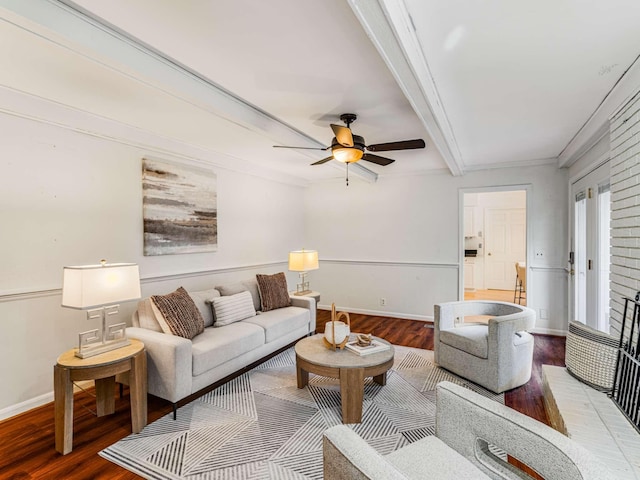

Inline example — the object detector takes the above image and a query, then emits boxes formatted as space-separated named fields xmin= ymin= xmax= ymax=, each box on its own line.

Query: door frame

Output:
xmin=567 ymin=153 xmax=611 ymax=328
xmin=458 ymin=184 xmax=533 ymax=304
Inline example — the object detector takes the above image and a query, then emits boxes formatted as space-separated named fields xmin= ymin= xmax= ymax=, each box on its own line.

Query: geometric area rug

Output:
xmin=100 ymin=345 xmax=503 ymax=479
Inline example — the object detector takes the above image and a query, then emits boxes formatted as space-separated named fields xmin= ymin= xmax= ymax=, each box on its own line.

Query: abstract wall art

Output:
xmin=142 ymin=158 xmax=217 ymax=256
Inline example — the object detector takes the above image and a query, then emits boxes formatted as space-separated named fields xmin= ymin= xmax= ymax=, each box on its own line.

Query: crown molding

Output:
xmin=0 ymin=0 xmax=378 ymax=185
xmin=462 ymin=156 xmax=559 ymax=173
xmin=558 ymin=55 xmax=640 ymax=168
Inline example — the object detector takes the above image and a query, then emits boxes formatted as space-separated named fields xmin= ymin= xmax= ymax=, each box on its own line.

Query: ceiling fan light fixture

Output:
xmin=332 ymin=147 xmax=364 ymax=163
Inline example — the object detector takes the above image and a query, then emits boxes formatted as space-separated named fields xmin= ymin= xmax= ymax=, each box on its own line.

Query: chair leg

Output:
xmin=514 ymin=275 xmax=519 ymax=303
xmin=173 ymin=403 xmax=177 ymax=420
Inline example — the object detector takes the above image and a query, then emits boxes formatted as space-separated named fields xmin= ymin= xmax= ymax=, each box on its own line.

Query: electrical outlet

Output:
xmin=380 ymin=298 xmax=386 ymax=307
xmin=535 ymin=250 xmax=545 ymax=258
xmin=540 ymin=309 xmax=548 ymax=319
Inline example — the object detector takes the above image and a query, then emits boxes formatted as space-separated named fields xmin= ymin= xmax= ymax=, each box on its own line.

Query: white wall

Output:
xmin=0 ymin=109 xmax=306 ymax=416
xmin=305 ymin=164 xmax=568 ymax=333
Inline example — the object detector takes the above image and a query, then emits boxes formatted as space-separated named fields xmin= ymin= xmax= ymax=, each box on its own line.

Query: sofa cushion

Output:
xmin=241 ymin=279 xmax=262 ymax=311
xmin=133 ymin=298 xmax=163 ymax=332
xmin=216 ymin=279 xmax=262 ymax=312
xmin=386 ymin=436 xmax=489 ymax=479
xmin=211 ymin=291 xmax=256 ymax=327
xmin=439 ymin=325 xmax=489 ymax=359
xmin=243 ymin=306 xmax=309 ymax=343
xmin=215 ymin=283 xmax=247 ymax=296
xmin=189 ymin=289 xmax=220 ymax=328
xmin=151 ymin=287 xmax=205 ymax=339
xmin=256 ymin=272 xmax=291 ymax=312
xmin=191 ymin=322 xmax=265 ymax=375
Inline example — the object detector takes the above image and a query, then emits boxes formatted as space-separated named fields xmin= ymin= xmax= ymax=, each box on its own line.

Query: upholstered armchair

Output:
xmin=434 ymin=301 xmax=535 ymax=393
xmin=323 ymin=381 xmax=616 ymax=480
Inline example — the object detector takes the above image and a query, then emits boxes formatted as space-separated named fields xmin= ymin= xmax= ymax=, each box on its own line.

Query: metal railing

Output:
xmin=611 ymin=292 xmax=640 ymax=433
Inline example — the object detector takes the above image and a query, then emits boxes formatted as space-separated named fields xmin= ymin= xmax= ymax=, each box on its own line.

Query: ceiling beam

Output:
xmin=348 ymin=0 xmax=464 ymax=176
xmin=0 ymin=0 xmax=379 ymax=183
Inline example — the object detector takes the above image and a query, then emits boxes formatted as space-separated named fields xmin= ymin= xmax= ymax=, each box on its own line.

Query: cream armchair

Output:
xmin=323 ymin=381 xmax=616 ymax=480
xmin=434 ymin=301 xmax=535 ymax=393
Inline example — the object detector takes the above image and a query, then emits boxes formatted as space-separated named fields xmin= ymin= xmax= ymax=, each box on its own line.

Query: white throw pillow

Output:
xmin=211 ymin=291 xmax=256 ymax=327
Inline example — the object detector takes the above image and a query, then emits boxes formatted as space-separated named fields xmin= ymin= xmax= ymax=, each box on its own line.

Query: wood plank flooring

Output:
xmin=464 ymin=288 xmax=526 ymax=305
xmin=0 ymin=310 xmax=564 ymax=479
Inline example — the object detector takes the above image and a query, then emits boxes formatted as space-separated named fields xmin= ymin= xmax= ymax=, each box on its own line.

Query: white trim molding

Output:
xmin=0 ymin=261 xmax=287 ymax=302
xmin=321 ymin=259 xmax=459 ymax=269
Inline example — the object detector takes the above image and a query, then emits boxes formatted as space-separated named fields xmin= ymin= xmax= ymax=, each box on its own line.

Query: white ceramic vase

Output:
xmin=324 ymin=321 xmax=350 ymax=345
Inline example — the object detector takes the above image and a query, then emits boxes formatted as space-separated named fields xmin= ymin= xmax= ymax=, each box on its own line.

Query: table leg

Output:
xmin=54 ymin=364 xmax=73 ymax=455
xmin=373 ymin=372 xmax=387 ymax=386
xmin=340 ymin=367 xmax=365 ymax=423
xmin=297 ymin=362 xmax=309 ymax=389
xmin=129 ymin=351 xmax=148 ymax=433
xmin=95 ymin=376 xmax=116 ymax=416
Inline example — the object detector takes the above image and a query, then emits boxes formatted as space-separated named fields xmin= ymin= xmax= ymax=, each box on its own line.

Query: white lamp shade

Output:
xmin=288 ymin=250 xmax=319 ymax=272
xmin=62 ymin=263 xmax=141 ymax=309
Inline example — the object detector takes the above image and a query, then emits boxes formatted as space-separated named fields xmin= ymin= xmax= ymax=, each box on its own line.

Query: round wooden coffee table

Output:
xmin=295 ymin=334 xmax=394 ymax=423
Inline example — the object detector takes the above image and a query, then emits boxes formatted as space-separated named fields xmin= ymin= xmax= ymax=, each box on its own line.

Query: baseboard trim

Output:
xmin=0 ymin=380 xmax=94 ymax=422
xmin=0 ymin=392 xmax=53 ymax=422
xmin=318 ymin=304 xmax=433 ymax=322
xmin=531 ymin=327 xmax=567 ymax=336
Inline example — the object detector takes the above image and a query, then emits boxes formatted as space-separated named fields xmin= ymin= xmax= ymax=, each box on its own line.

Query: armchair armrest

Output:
xmin=434 ymin=302 xmax=462 ymax=330
xmin=125 ymin=327 xmax=193 ymax=403
xmin=436 ymin=382 xmax=617 ymax=480
xmin=289 ymin=295 xmax=316 ymax=333
xmin=323 ymin=425 xmax=408 ymax=480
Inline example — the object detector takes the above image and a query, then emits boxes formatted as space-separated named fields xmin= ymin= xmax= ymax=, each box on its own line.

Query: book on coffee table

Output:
xmin=345 ymin=339 xmax=390 ymax=356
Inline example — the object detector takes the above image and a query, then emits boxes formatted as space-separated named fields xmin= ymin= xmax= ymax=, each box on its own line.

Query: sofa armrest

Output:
xmin=125 ymin=327 xmax=193 ymax=404
xmin=323 ymin=425 xmax=408 ymax=480
xmin=435 ymin=382 xmax=617 ymax=480
xmin=290 ymin=295 xmax=316 ymax=333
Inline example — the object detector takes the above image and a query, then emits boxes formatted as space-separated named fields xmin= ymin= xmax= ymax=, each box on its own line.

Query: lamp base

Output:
xmin=75 ymin=338 xmax=131 ymax=359
xmin=294 ymin=289 xmax=312 ymax=296
xmin=75 ymin=306 xmax=130 ymax=358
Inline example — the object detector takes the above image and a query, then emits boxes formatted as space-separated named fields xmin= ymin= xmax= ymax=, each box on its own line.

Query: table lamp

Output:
xmin=62 ymin=260 xmax=141 ymax=358
xmin=288 ymin=249 xmax=319 ymax=295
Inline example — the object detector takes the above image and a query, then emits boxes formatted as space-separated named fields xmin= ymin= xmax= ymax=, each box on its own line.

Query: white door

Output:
xmin=570 ymin=162 xmax=611 ymax=332
xmin=484 ymin=208 xmax=526 ymax=290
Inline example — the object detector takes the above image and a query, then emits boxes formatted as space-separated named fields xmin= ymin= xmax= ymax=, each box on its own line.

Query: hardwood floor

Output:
xmin=464 ymin=288 xmax=526 ymax=305
xmin=0 ymin=310 xmax=564 ymax=479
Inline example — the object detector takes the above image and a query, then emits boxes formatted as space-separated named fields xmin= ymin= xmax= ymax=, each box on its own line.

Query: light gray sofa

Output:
xmin=323 ymin=381 xmax=616 ymax=479
xmin=124 ymin=279 xmax=316 ymax=414
xmin=434 ymin=301 xmax=536 ymax=393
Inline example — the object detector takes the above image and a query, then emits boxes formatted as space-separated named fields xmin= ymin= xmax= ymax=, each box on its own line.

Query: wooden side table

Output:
xmin=54 ymin=339 xmax=147 ymax=455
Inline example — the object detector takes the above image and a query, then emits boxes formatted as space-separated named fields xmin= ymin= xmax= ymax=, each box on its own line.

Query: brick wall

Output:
xmin=610 ymin=91 xmax=640 ymax=338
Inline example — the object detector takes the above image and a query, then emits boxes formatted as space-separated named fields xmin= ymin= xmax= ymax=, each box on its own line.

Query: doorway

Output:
xmin=570 ymin=161 xmax=611 ymax=332
xmin=461 ymin=189 xmax=528 ymax=305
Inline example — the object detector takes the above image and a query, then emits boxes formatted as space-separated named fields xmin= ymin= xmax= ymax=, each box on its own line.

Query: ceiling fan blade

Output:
xmin=330 ymin=124 xmax=354 ymax=147
xmin=273 ymin=145 xmax=328 ymax=150
xmin=311 ymin=156 xmax=334 ymax=166
xmin=362 ymin=153 xmax=395 ymax=166
xmin=366 ymin=139 xmax=425 ymax=152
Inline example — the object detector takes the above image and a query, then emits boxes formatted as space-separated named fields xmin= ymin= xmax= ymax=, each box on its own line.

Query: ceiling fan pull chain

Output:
xmin=346 ymin=163 xmax=349 ymax=187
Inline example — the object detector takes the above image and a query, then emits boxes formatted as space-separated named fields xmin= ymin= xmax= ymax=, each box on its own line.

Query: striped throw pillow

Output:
xmin=211 ymin=291 xmax=256 ymax=327
xmin=151 ymin=287 xmax=205 ymax=339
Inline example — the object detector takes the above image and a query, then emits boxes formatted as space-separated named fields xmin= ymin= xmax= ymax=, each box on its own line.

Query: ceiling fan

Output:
xmin=273 ymin=114 xmax=426 ymax=183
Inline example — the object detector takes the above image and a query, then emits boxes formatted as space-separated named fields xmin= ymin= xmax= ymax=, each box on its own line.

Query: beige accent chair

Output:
xmin=434 ymin=301 xmax=535 ymax=393
xmin=323 ymin=381 xmax=616 ymax=480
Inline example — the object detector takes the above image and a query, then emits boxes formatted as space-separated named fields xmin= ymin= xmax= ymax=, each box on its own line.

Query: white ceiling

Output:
xmin=1 ymin=0 xmax=639 ymax=184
